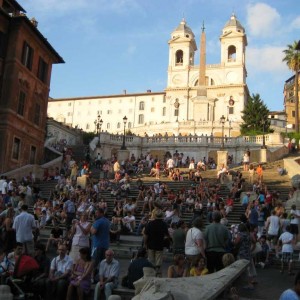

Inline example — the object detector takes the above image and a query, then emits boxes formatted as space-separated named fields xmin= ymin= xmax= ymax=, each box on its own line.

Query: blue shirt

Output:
xmin=279 ymin=289 xmax=300 ymax=300
xmin=92 ymin=217 xmax=110 ymax=248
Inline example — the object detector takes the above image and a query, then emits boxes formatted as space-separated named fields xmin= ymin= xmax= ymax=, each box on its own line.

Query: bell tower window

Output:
xmin=228 ymin=45 xmax=236 ymax=62
xmin=175 ymin=50 xmax=183 ymax=65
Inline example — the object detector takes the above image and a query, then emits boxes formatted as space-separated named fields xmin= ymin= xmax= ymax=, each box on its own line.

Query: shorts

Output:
xmin=290 ymin=224 xmax=299 ymax=235
xmin=281 ymin=252 xmax=293 ymax=263
xmin=148 ymin=249 xmax=163 ymax=267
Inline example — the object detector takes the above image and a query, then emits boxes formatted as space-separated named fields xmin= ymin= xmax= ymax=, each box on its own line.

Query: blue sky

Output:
xmin=19 ymin=0 xmax=300 ymax=111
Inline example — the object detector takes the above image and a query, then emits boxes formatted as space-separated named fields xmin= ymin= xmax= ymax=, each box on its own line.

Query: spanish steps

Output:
xmin=35 ymin=157 xmax=295 ymax=265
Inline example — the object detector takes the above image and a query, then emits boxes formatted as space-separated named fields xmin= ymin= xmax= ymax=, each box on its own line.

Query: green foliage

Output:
xmin=240 ymin=93 xmax=270 ymax=135
xmin=282 ymin=41 xmax=300 ymax=72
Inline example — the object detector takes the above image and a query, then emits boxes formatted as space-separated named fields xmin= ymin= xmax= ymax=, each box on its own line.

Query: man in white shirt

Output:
xmin=13 ymin=204 xmax=36 ymax=255
xmin=290 ymin=204 xmax=300 ymax=241
xmin=46 ymin=244 xmax=73 ymax=300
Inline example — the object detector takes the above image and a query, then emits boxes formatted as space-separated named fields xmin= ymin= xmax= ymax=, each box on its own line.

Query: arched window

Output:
xmin=139 ymin=101 xmax=145 ymax=110
xmin=162 ymin=107 xmax=166 ymax=116
xmin=128 ymin=122 xmax=132 ymax=129
xmin=175 ymin=50 xmax=183 ymax=65
xmin=138 ymin=114 xmax=144 ymax=124
xmin=117 ymin=122 xmax=121 ymax=129
xmin=228 ymin=45 xmax=236 ymax=62
xmin=107 ymin=123 xmax=110 ymax=129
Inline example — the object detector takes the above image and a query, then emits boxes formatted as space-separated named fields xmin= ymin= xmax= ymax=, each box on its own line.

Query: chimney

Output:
xmin=123 ymin=89 xmax=127 ymax=95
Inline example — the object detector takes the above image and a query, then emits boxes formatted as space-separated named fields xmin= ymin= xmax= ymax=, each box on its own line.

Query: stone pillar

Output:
xmin=260 ymin=148 xmax=267 ymax=163
xmin=118 ymin=149 xmax=130 ymax=162
xmin=217 ymin=150 xmax=228 ymax=168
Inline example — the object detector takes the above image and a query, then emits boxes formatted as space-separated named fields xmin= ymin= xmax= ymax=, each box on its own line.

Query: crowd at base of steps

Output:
xmin=0 ymin=147 xmax=297 ymax=299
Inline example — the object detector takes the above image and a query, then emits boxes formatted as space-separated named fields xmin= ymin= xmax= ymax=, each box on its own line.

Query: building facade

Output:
xmin=0 ymin=0 xmax=64 ymax=173
xmin=48 ymin=14 xmax=249 ymax=138
xmin=284 ymin=72 xmax=300 ymax=130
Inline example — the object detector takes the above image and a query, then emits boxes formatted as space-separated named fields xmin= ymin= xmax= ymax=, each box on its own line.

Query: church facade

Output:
xmin=48 ymin=14 xmax=249 ymax=138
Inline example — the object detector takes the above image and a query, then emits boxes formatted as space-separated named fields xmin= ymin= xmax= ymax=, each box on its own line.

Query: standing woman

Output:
xmin=185 ymin=218 xmax=206 ymax=266
xmin=2 ymin=207 xmax=16 ymax=253
xmin=243 ymin=152 xmax=250 ymax=171
xmin=69 ymin=214 xmax=92 ymax=262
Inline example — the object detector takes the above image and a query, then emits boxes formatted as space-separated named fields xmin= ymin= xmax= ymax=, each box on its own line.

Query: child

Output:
xmin=257 ymin=235 xmax=270 ymax=268
xmin=189 ymin=257 xmax=208 ymax=276
xmin=278 ymin=225 xmax=294 ymax=275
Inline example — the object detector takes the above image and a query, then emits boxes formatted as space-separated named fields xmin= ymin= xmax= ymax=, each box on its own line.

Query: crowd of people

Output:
xmin=0 ymin=147 xmax=299 ymax=300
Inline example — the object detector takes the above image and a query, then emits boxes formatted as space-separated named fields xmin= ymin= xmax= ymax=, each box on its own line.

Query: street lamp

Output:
xmin=94 ymin=114 xmax=103 ymax=147
xmin=121 ymin=115 xmax=128 ymax=150
xmin=261 ymin=119 xmax=266 ymax=149
xmin=220 ymin=115 xmax=226 ymax=149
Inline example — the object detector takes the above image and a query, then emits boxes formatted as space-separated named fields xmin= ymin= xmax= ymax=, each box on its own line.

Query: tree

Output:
xmin=240 ymin=93 xmax=270 ymax=135
xmin=283 ymin=41 xmax=300 ymax=133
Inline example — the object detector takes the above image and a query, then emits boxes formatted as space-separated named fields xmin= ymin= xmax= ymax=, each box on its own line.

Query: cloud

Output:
xmin=246 ymin=3 xmax=281 ymax=38
xmin=247 ymin=46 xmax=286 ymax=73
xmin=291 ymin=16 xmax=300 ymax=30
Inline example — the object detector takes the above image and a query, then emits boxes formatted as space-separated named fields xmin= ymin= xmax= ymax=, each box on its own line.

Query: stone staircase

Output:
xmin=35 ymin=159 xmax=296 ymax=263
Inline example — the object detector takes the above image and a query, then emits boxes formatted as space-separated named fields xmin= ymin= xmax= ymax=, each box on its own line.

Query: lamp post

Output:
xmin=94 ymin=114 xmax=103 ymax=147
xmin=220 ymin=115 xmax=226 ymax=149
xmin=261 ymin=119 xmax=266 ymax=149
xmin=121 ymin=115 xmax=128 ymax=150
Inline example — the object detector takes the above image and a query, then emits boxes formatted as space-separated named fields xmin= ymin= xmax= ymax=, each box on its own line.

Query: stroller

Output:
xmin=7 ymin=254 xmax=39 ymax=299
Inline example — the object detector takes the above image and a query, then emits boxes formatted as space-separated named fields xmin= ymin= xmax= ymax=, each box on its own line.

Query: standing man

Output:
xmin=94 ymin=249 xmax=119 ymax=300
xmin=144 ymin=209 xmax=169 ymax=275
xmin=90 ymin=208 xmax=110 ymax=276
xmin=13 ymin=204 xmax=36 ymax=255
xmin=63 ymin=196 xmax=76 ymax=227
xmin=204 ymin=211 xmax=229 ymax=273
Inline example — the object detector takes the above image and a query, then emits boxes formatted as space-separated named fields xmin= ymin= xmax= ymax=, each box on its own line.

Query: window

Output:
xmin=174 ymin=109 xmax=179 ymax=117
xmin=138 ymin=114 xmax=144 ymax=124
xmin=151 ymin=107 xmax=155 ymax=113
xmin=139 ymin=101 xmax=145 ymax=110
xmin=292 ymin=111 xmax=295 ymax=117
xmin=162 ymin=107 xmax=166 ymax=116
xmin=68 ymin=102 xmax=72 ymax=106
xmin=30 ymin=146 xmax=36 ymax=164
xmin=34 ymin=103 xmax=40 ymax=125
xmin=37 ymin=57 xmax=48 ymax=83
xmin=21 ymin=41 xmax=34 ymax=70
xmin=163 ymin=97 xmax=166 ymax=103
xmin=0 ymin=31 xmax=7 ymax=58
xmin=228 ymin=45 xmax=236 ymax=62
xmin=229 ymin=107 xmax=234 ymax=114
xmin=67 ymin=112 xmax=72 ymax=116
xmin=12 ymin=137 xmax=21 ymax=160
xmin=107 ymin=123 xmax=110 ymax=129
xmin=86 ymin=124 xmax=90 ymax=130
xmin=128 ymin=122 xmax=132 ymax=128
xmin=17 ymin=91 xmax=26 ymax=116
xmin=175 ymin=50 xmax=183 ymax=65
xmin=152 ymin=97 xmax=155 ymax=102
xmin=107 ymin=110 xmax=112 ymax=114
xmin=117 ymin=122 xmax=121 ymax=129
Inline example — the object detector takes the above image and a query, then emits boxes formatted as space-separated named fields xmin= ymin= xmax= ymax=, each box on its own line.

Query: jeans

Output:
xmin=94 ymin=281 xmax=118 ymax=300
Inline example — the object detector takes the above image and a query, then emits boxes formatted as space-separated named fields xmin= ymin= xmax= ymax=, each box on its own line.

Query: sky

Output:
xmin=19 ymin=0 xmax=300 ymax=111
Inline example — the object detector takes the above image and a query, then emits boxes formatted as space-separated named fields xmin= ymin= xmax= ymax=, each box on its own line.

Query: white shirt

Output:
xmin=50 ymin=255 xmax=73 ymax=274
xmin=267 ymin=215 xmax=280 ymax=236
xmin=72 ymin=221 xmax=91 ymax=247
xmin=290 ymin=209 xmax=300 ymax=225
xmin=167 ymin=158 xmax=175 ymax=169
xmin=13 ymin=211 xmax=36 ymax=242
xmin=279 ymin=231 xmax=294 ymax=253
xmin=1 ymin=181 xmax=7 ymax=194
xmin=185 ymin=227 xmax=203 ymax=255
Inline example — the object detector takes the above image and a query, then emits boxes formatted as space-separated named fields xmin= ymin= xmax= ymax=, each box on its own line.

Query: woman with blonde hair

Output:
xmin=167 ymin=254 xmax=188 ymax=278
xmin=69 ymin=214 xmax=91 ymax=262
